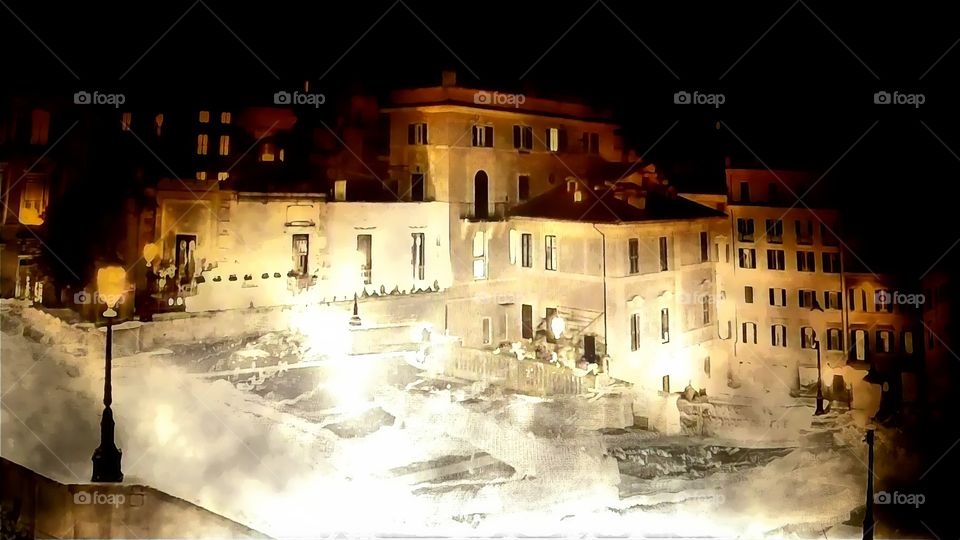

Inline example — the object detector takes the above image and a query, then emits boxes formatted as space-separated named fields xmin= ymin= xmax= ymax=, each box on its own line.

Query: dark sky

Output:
xmin=3 ymin=0 xmax=960 ymax=274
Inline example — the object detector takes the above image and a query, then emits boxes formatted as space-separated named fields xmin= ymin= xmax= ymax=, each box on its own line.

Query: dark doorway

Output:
xmin=521 ymin=303 xmax=533 ymax=339
xmin=583 ymin=335 xmax=597 ymax=362
xmin=474 ymin=170 xmax=489 ymax=219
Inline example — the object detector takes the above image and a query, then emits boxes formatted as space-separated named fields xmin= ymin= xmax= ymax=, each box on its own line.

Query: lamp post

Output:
xmin=91 ymin=266 xmax=125 ymax=483
xmin=810 ymin=297 xmax=826 ymax=416
xmin=863 ymin=428 xmax=875 ymax=540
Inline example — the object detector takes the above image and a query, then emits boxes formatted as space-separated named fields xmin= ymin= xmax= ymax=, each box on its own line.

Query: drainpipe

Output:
xmin=592 ymin=224 xmax=608 ymax=370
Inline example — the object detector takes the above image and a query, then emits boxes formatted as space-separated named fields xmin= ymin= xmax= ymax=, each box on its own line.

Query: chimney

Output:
xmin=441 ymin=71 xmax=457 ymax=88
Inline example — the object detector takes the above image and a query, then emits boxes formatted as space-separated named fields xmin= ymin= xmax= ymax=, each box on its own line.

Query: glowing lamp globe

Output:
xmin=96 ymin=266 xmax=126 ymax=317
xmin=142 ymin=242 xmax=160 ymax=267
xmin=550 ymin=315 xmax=565 ymax=339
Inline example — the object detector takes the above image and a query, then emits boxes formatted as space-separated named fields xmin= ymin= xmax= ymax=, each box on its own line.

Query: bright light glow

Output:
xmin=142 ymin=242 xmax=160 ymax=267
xmin=96 ymin=265 xmax=126 ymax=316
xmin=550 ymin=315 xmax=565 ymax=338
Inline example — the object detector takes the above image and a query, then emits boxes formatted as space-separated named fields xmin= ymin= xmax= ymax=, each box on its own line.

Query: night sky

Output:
xmin=3 ymin=0 xmax=959 ymax=274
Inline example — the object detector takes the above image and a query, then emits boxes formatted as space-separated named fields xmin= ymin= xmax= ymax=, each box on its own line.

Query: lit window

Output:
xmin=630 ymin=313 xmax=641 ymax=351
xmin=546 ymin=127 xmax=563 ymax=152
xmin=825 ymin=291 xmax=842 ymax=310
xmin=738 ymin=248 xmax=756 ymax=269
xmin=877 ymin=330 xmax=893 ymax=353
xmin=771 ymin=325 xmax=787 ymax=347
xmin=902 ymin=331 xmax=914 ymax=355
xmin=121 ymin=112 xmax=132 ymax=131
xmin=741 ymin=322 xmax=757 ymax=344
xmin=473 ymin=231 xmax=486 ymax=279
xmin=220 ymin=111 xmax=232 ymax=124
xmin=196 ymin=171 xmax=207 ymax=181
xmin=199 ymin=110 xmax=210 ymax=123
xmin=219 ymin=135 xmax=230 ymax=156
xmin=796 ymin=250 xmax=816 ymax=272
xmin=798 ymin=289 xmax=815 ymax=308
xmin=155 ymin=114 xmax=164 ymax=136
xmin=545 ymin=235 xmax=558 ymax=271
xmin=18 ymin=175 xmax=46 ymax=225
xmin=800 ymin=327 xmax=815 ymax=349
xmin=407 ymin=122 xmax=428 ymax=145
xmin=217 ymin=172 xmax=229 ymax=181
xmin=769 ymin=288 xmax=787 ymax=307
xmin=30 ymin=109 xmax=50 ymax=145
xmin=334 ymin=179 xmax=347 ymax=201
xmin=279 ymin=149 xmax=285 ymax=162
xmin=292 ymin=234 xmax=309 ymax=275
xmin=197 ymin=134 xmax=209 ymax=155
xmin=582 ymin=132 xmax=599 ymax=154
xmin=260 ymin=143 xmax=275 ymax=162
xmin=767 ymin=249 xmax=785 ymax=270
xmin=357 ymin=234 xmax=372 ymax=284
xmin=827 ymin=328 xmax=843 ymax=351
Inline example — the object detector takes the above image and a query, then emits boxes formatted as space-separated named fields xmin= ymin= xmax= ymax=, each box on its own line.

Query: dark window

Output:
xmin=795 ymin=220 xmax=813 ymax=245
xmin=628 ymin=238 xmax=639 ymax=274
xmin=822 ymin=252 xmax=840 ymax=273
xmin=768 ymin=182 xmax=779 ymax=202
xmin=513 ymin=125 xmax=533 ymax=151
xmin=357 ymin=234 xmax=372 ymax=284
xmin=518 ymin=175 xmax=530 ymax=201
xmin=799 ymin=289 xmax=815 ymax=308
xmin=744 ymin=286 xmax=754 ymax=303
xmin=521 ymin=304 xmax=533 ymax=339
xmin=765 ymin=219 xmax=783 ymax=243
xmin=521 ymin=233 xmax=533 ymax=268
xmin=737 ymin=218 xmax=755 ymax=242
xmin=407 ymin=122 xmax=428 ymax=145
xmin=701 ymin=295 xmax=711 ymax=325
xmin=771 ymin=325 xmax=787 ymax=347
xmin=410 ymin=172 xmax=425 ymax=201
xmin=471 ymin=124 xmax=493 ymax=147
xmin=797 ymin=250 xmax=816 ymax=272
xmin=699 ymin=231 xmax=709 ymax=262
xmin=582 ymin=132 xmax=600 ymax=154
xmin=800 ymin=327 xmax=815 ymax=349
xmin=411 ymin=233 xmax=425 ymax=280
xmin=658 ymin=236 xmax=669 ymax=271
xmin=827 ymin=328 xmax=843 ymax=351
xmin=767 ymin=249 xmax=785 ymax=270
xmin=821 ymin=223 xmax=838 ymax=246
xmin=630 ymin=313 xmax=641 ymax=351
xmin=739 ymin=181 xmax=750 ymax=202
xmin=545 ymin=235 xmax=558 ymax=270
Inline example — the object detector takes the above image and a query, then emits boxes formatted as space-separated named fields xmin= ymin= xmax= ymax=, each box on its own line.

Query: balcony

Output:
xmin=459 ymin=202 xmax=510 ymax=222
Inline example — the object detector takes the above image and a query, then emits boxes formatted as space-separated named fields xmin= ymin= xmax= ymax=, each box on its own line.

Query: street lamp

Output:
xmin=142 ymin=242 xmax=159 ymax=268
xmin=549 ymin=314 xmax=566 ymax=340
xmin=809 ymin=297 xmax=826 ymax=416
xmin=91 ymin=265 xmax=125 ymax=482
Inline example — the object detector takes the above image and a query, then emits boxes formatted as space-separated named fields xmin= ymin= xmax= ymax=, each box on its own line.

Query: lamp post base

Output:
xmin=91 ymin=445 xmax=124 ymax=483
xmin=814 ymin=399 xmax=826 ymax=416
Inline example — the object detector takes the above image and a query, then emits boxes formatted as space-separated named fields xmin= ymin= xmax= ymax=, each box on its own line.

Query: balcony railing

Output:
xmin=459 ymin=202 xmax=510 ymax=222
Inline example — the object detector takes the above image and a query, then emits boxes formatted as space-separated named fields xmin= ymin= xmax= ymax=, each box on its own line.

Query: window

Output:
xmin=121 ymin=112 xmax=132 ymax=131
xmin=771 ymin=325 xmax=787 ymax=347
xmin=199 ymin=110 xmax=210 ymax=123
xmin=765 ymin=219 xmax=783 ymax=243
xmin=482 ymin=317 xmax=492 ymax=345
xmin=821 ymin=223 xmax=838 ymax=246
xmin=826 ymin=328 xmax=843 ymax=351
xmin=411 ymin=233 xmax=425 ymax=280
xmin=410 ymin=172 xmax=425 ymax=201
xmin=545 ymin=235 xmax=558 ymax=271
xmin=902 ymin=330 xmax=915 ymax=355
xmin=218 ymin=135 xmax=230 ymax=156
xmin=658 ymin=236 xmax=669 ymax=271
xmin=876 ymin=330 xmax=893 ymax=353
xmin=875 ymin=290 xmax=892 ymax=312
xmin=292 ymin=234 xmax=309 ymax=275
xmin=220 ymin=111 xmax=232 ymax=124
xmin=737 ymin=218 xmax=755 ymax=242
xmin=628 ymin=238 xmax=639 ymax=274
xmin=408 ymin=122 xmax=428 ymax=145
xmin=279 ymin=149 xmax=285 ymax=162
xmin=853 ymin=329 xmax=868 ymax=361
xmin=30 ymin=109 xmax=50 ymax=144
xmin=848 ymin=288 xmax=857 ymax=311
xmin=334 ymin=179 xmax=347 ymax=201
xmin=473 ymin=231 xmax=487 ymax=279
xmin=742 ymin=322 xmax=757 ymax=344
xmin=582 ymin=132 xmax=599 ymax=154
xmin=767 ymin=249 xmax=785 ymax=270
xmin=799 ymin=289 xmax=816 ymax=308
xmin=154 ymin=114 xmax=164 ymax=136
xmin=738 ymin=248 xmax=756 ymax=269
xmin=739 ymin=181 xmax=750 ymax=202
xmin=701 ymin=295 xmax=711 ymax=326
xmin=546 ymin=127 xmax=565 ymax=152
xmin=197 ymin=134 xmax=209 ymax=155
xmin=509 ymin=230 xmax=519 ymax=265
xmin=825 ymin=291 xmax=842 ymax=310
xmin=513 ymin=125 xmax=533 ymax=151
xmin=660 ymin=308 xmax=670 ymax=343
xmin=699 ymin=231 xmax=709 ymax=262
xmin=260 ymin=143 xmax=276 ymax=162
xmin=472 ymin=124 xmax=493 ymax=147
xmin=217 ymin=172 xmax=229 ymax=181
xmin=794 ymin=250 xmax=815 ymax=272
xmin=795 ymin=219 xmax=813 ymax=245
xmin=195 ymin=171 xmax=207 ymax=181
xmin=630 ymin=313 xmax=641 ymax=351
xmin=18 ymin=175 xmax=46 ymax=225
xmin=522 ymin=304 xmax=534 ymax=339
xmin=800 ymin=327 xmax=816 ymax=349
xmin=521 ymin=233 xmax=533 ymax=268
xmin=357 ymin=234 xmax=372 ymax=284
xmin=744 ymin=286 xmax=754 ymax=303
xmin=517 ymin=175 xmax=530 ymax=201
xmin=822 ymin=252 xmax=840 ymax=273
xmin=769 ymin=288 xmax=787 ymax=307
